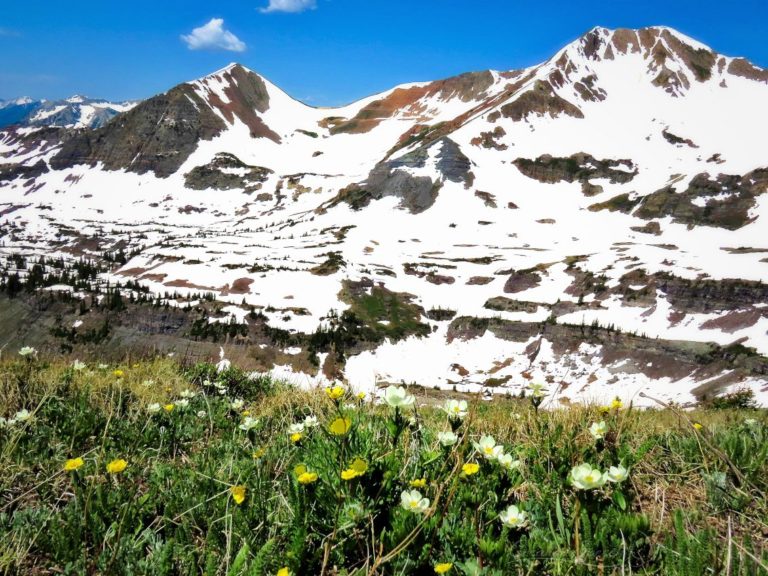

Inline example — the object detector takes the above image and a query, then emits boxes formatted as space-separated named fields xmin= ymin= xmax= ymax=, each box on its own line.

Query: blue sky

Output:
xmin=1 ymin=0 xmax=767 ymax=106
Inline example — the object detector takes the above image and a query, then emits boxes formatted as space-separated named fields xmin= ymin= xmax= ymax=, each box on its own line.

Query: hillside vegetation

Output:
xmin=0 ymin=354 xmax=767 ymax=575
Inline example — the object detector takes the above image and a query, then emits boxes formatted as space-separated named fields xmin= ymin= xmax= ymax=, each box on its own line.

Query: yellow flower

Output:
xmin=693 ymin=422 xmax=703 ymax=430
xmin=253 ymin=448 xmax=266 ymax=459
xmin=611 ymin=398 xmax=623 ymax=410
xmin=598 ymin=406 xmax=610 ymax=414
xmin=356 ymin=392 xmax=366 ymax=400
xmin=164 ymin=403 xmax=175 ymax=412
xmin=297 ymin=472 xmax=318 ymax=485
xmin=350 ymin=457 xmax=367 ymax=474
xmin=325 ymin=386 xmax=345 ymax=401
xmin=462 ymin=463 xmax=480 ymax=476
xmin=230 ymin=485 xmax=246 ymax=505
xmin=290 ymin=432 xmax=303 ymax=443
xmin=410 ymin=478 xmax=427 ymax=489
xmin=113 ymin=369 xmax=124 ymax=378
xmin=242 ymin=410 xmax=251 ymax=417
xmin=64 ymin=457 xmax=84 ymax=471
xmin=329 ymin=417 xmax=352 ymax=436
xmin=435 ymin=563 xmax=453 ymax=574
xmin=294 ymin=464 xmax=307 ymax=477
xmin=277 ymin=568 xmax=291 ymax=576
xmin=341 ymin=469 xmax=359 ymax=480
xmin=106 ymin=459 xmax=127 ymax=474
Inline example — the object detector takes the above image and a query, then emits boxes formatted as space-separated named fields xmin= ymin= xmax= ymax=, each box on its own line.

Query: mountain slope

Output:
xmin=1 ymin=26 xmax=767 ymax=406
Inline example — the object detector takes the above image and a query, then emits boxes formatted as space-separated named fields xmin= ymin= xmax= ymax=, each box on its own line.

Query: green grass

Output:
xmin=0 ymin=358 xmax=767 ymax=575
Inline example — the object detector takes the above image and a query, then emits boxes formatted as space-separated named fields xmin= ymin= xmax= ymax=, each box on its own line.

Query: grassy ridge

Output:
xmin=0 ymin=357 xmax=767 ymax=575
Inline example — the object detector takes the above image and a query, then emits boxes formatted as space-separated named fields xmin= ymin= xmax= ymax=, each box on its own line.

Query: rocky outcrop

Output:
xmin=500 ymin=80 xmax=584 ymax=121
xmin=514 ymin=153 xmax=637 ymax=185
xmin=0 ymin=159 xmax=49 ymax=182
xmin=184 ymin=153 xmax=273 ymax=192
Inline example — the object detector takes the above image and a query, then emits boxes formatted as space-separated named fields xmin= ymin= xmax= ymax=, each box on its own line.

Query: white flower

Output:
xmin=443 ymin=399 xmax=468 ymax=420
xmin=607 ymin=465 xmax=629 ymax=483
xmin=745 ymin=418 xmax=758 ymax=427
xmin=203 ymin=379 xmax=213 ymax=387
xmin=474 ymin=435 xmax=504 ymax=460
xmin=589 ymin=421 xmax=608 ymax=441
xmin=176 ymin=399 xmax=190 ymax=409
xmin=287 ymin=422 xmax=305 ymax=435
xmin=18 ymin=346 xmax=37 ymax=357
xmin=142 ymin=379 xmax=155 ymax=388
xmin=216 ymin=347 xmax=231 ymax=372
xmin=437 ymin=431 xmax=458 ymax=447
xmin=303 ymin=415 xmax=319 ymax=428
xmin=343 ymin=403 xmax=358 ymax=411
xmin=400 ymin=490 xmax=430 ymax=514
xmin=72 ymin=360 xmax=86 ymax=371
xmin=179 ymin=389 xmax=196 ymax=399
xmin=499 ymin=504 xmax=528 ymax=529
xmin=239 ymin=416 xmax=259 ymax=431
xmin=13 ymin=409 xmax=32 ymax=422
xmin=72 ymin=320 xmax=83 ymax=329
xmin=147 ymin=403 xmax=161 ymax=413
xmin=98 ymin=364 xmax=109 ymax=370
xmin=197 ymin=410 xmax=207 ymax=418
xmin=528 ymin=382 xmax=547 ymax=398
xmin=497 ymin=453 xmax=521 ymax=471
xmin=383 ymin=386 xmax=415 ymax=409
xmin=230 ymin=399 xmax=245 ymax=410
xmin=570 ymin=463 xmax=608 ymax=490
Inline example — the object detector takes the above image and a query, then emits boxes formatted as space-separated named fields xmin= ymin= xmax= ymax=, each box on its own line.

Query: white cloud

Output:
xmin=181 ymin=18 xmax=246 ymax=52
xmin=259 ymin=0 xmax=316 ymax=13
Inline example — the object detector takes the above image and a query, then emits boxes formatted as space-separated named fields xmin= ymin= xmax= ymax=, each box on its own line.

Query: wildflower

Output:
xmin=230 ymin=399 xmax=245 ymax=411
xmin=589 ymin=421 xmax=608 ymax=440
xmin=328 ymin=417 xmax=352 ymax=436
xmin=287 ymin=422 xmax=305 ymax=435
xmin=290 ymin=433 xmax=303 ymax=443
xmin=356 ymin=392 xmax=366 ymax=401
xmin=383 ymin=385 xmax=415 ymax=408
xmin=13 ymin=409 xmax=31 ymax=423
xmin=340 ymin=457 xmax=368 ymax=481
xmin=277 ymin=568 xmax=291 ymax=576
xmin=499 ymin=504 xmax=529 ymax=529
xmin=599 ymin=406 xmax=611 ymax=415
xmin=242 ymin=410 xmax=251 ymax=417
xmin=253 ymin=448 xmax=266 ymax=459
xmin=297 ymin=471 xmax=318 ymax=485
xmin=528 ymin=382 xmax=546 ymax=398
xmin=72 ymin=360 xmax=86 ymax=371
xmin=64 ymin=457 xmax=84 ymax=471
xmin=745 ymin=418 xmax=758 ymax=427
xmin=303 ymin=415 xmax=319 ymax=428
xmin=147 ymin=403 xmax=161 ymax=414
xmin=106 ymin=459 xmax=128 ymax=475
xmin=437 ymin=431 xmax=458 ymax=447
xmin=113 ymin=369 xmax=124 ymax=378
xmin=400 ymin=489 xmax=429 ymax=514
xmin=462 ymin=462 xmax=480 ymax=476
xmin=474 ymin=435 xmax=503 ymax=460
xmin=216 ymin=347 xmax=231 ymax=373
xmin=434 ymin=563 xmax=453 ymax=574
xmin=343 ymin=402 xmax=358 ymax=411
xmin=179 ymin=389 xmax=196 ymax=399
xmin=341 ymin=469 xmax=359 ymax=480
xmin=610 ymin=397 xmax=623 ymax=410
xmin=163 ymin=403 xmax=175 ymax=413
xmin=97 ymin=364 xmax=109 ymax=370
xmin=497 ymin=453 xmax=521 ymax=472
xmin=325 ymin=385 xmax=345 ymax=401
xmin=230 ymin=485 xmax=246 ymax=505
xmin=239 ymin=416 xmax=259 ymax=431
xmin=607 ymin=465 xmax=629 ymax=483
xmin=443 ymin=399 xmax=468 ymax=421
xmin=409 ymin=478 xmax=427 ymax=489
xmin=570 ymin=463 xmax=607 ymax=490
xmin=142 ymin=379 xmax=155 ymax=388
xmin=19 ymin=346 xmax=37 ymax=357
xmin=692 ymin=422 xmax=703 ymax=431
xmin=197 ymin=410 xmax=207 ymax=418
xmin=176 ymin=399 xmax=190 ymax=409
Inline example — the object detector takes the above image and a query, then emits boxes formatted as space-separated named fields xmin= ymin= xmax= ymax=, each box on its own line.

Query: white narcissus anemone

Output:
xmin=437 ymin=431 xmax=458 ymax=446
xmin=239 ymin=416 xmax=259 ymax=431
xmin=589 ymin=421 xmax=608 ymax=440
xmin=400 ymin=490 xmax=430 ymax=514
xmin=18 ymin=346 xmax=37 ymax=357
xmin=474 ymin=435 xmax=503 ymax=460
xmin=72 ymin=360 xmax=86 ymax=371
xmin=443 ymin=399 xmax=468 ymax=420
xmin=179 ymin=389 xmax=196 ymax=399
xmin=13 ymin=409 xmax=31 ymax=422
xmin=499 ymin=504 xmax=528 ymax=529
xmin=607 ymin=465 xmax=629 ymax=483
xmin=230 ymin=399 xmax=244 ymax=410
xmin=497 ymin=453 xmax=521 ymax=471
xmin=383 ymin=386 xmax=415 ymax=409
xmin=570 ymin=463 xmax=608 ymax=490
xmin=147 ymin=403 xmax=161 ymax=413
xmin=176 ymin=399 xmax=190 ymax=409
xmin=287 ymin=422 xmax=305 ymax=435
xmin=303 ymin=415 xmax=319 ymax=428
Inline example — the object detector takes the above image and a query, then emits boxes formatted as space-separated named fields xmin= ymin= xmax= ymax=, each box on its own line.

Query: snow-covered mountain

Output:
xmin=2 ymin=26 xmax=768 ymax=405
xmin=0 ymin=95 xmax=138 ymax=130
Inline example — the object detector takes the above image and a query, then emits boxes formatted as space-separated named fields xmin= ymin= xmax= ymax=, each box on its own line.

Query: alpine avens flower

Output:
xmin=277 ymin=568 xmax=291 ymax=576
xmin=589 ymin=421 xmax=608 ymax=440
xmin=462 ymin=462 xmax=480 ymax=476
xmin=409 ymin=478 xmax=427 ymax=489
xmin=113 ymin=369 xmax=124 ymax=378
xmin=570 ymin=463 xmax=607 ymax=490
xmin=383 ymin=386 xmax=415 ymax=409
xmin=230 ymin=485 xmax=246 ymax=505
xmin=325 ymin=385 xmax=345 ymax=401
xmin=443 ymin=399 xmax=468 ymax=420
xmin=106 ymin=459 xmax=128 ymax=475
xmin=499 ymin=504 xmax=529 ymax=529
xmin=239 ymin=416 xmax=259 ymax=431
xmin=340 ymin=457 xmax=368 ymax=480
xmin=163 ymin=403 xmax=175 ymax=413
xmin=693 ymin=422 xmax=703 ymax=431
xmin=610 ymin=397 xmax=623 ymax=410
xmin=434 ymin=563 xmax=453 ymax=574
xmin=64 ymin=457 xmax=84 ymax=471
xmin=297 ymin=471 xmax=318 ymax=485
xmin=474 ymin=435 xmax=503 ymax=460
xmin=400 ymin=489 xmax=429 ymax=513
xmin=290 ymin=433 xmax=303 ymax=443
xmin=328 ymin=417 xmax=352 ymax=436
xmin=437 ymin=431 xmax=458 ymax=447
xmin=607 ymin=465 xmax=629 ymax=483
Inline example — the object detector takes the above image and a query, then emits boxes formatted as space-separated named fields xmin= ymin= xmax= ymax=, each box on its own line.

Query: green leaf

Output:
xmin=613 ymin=490 xmax=627 ymax=511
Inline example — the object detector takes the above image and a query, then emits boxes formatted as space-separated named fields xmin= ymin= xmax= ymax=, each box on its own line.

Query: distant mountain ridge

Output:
xmin=0 ymin=95 xmax=139 ymax=130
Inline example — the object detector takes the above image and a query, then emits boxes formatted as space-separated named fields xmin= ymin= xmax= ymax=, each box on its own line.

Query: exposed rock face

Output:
xmin=329 ymin=137 xmax=472 ymax=214
xmin=500 ymin=80 xmax=584 ymax=121
xmin=0 ymin=159 xmax=49 ymax=182
xmin=503 ymin=270 xmax=541 ymax=294
xmin=184 ymin=153 xmax=273 ymax=192
xmin=514 ymin=153 xmax=637 ymax=185
xmin=50 ymin=66 xmax=276 ymax=178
